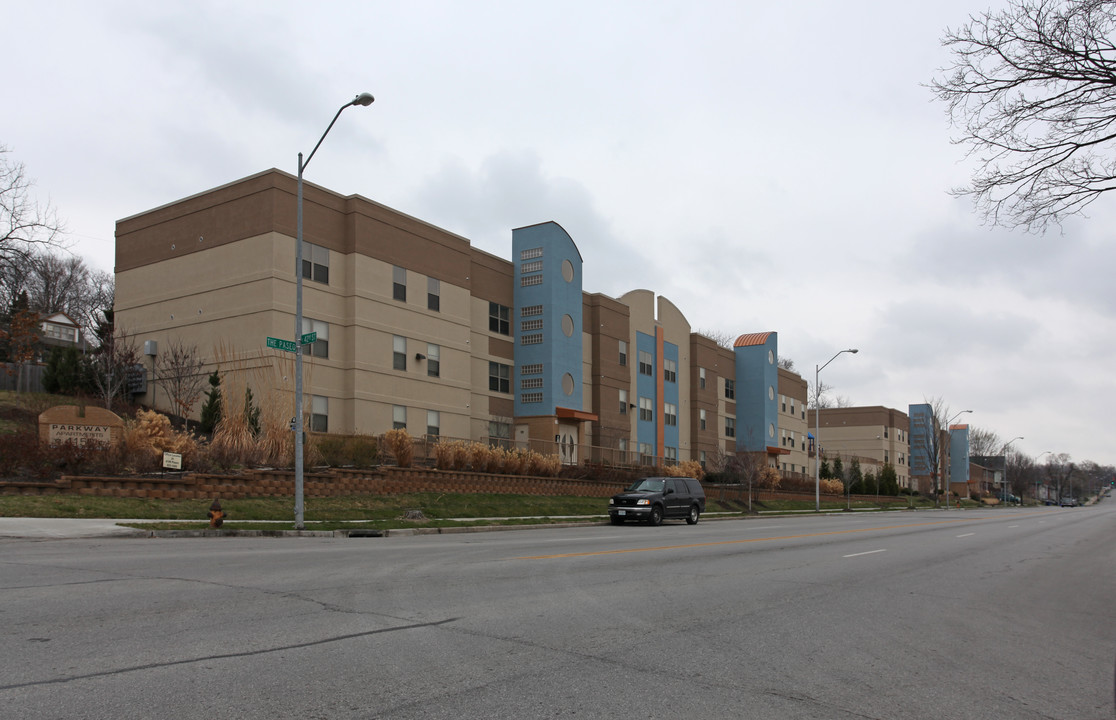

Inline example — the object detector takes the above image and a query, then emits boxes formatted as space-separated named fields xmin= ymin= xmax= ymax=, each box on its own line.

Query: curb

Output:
xmin=144 ymin=520 xmax=604 ymax=539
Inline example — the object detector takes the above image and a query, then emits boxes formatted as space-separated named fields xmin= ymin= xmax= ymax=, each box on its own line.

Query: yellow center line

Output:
xmin=516 ymin=511 xmax=1053 ymax=559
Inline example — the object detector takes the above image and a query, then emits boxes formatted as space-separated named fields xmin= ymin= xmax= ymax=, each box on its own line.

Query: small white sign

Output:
xmin=162 ymin=452 xmax=183 ymax=470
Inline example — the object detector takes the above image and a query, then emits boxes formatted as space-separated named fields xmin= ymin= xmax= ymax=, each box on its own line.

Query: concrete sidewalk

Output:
xmin=0 ymin=518 xmax=149 ymax=539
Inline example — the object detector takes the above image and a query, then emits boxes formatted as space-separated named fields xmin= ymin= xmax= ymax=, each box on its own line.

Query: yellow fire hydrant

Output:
xmin=208 ymin=499 xmax=225 ymax=529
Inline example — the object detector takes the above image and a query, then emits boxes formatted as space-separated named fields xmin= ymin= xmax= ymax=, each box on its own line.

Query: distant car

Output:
xmin=1060 ymin=497 xmax=1078 ymax=507
xmin=609 ymin=477 xmax=705 ymax=526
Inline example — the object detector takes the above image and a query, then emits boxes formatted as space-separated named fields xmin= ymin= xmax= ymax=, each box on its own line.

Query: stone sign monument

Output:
xmin=39 ymin=405 xmax=125 ymax=447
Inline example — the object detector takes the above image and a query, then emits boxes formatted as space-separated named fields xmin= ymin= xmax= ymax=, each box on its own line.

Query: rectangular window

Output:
xmin=639 ymin=397 xmax=653 ymax=422
xmin=426 ymin=410 xmax=440 ymax=438
xmin=725 ymin=378 xmax=736 ymax=400
xmin=520 ymin=363 xmax=543 ymax=375
xmin=427 ymin=277 xmax=440 ymax=312
xmin=700 ymin=450 xmax=707 ymax=469
xmin=725 ymin=417 xmax=736 ymax=437
xmin=619 ymin=389 xmax=628 ymax=414
xmin=700 ymin=408 xmax=707 ymax=431
xmin=489 ymin=362 xmax=511 ymax=393
xmin=665 ymin=447 xmax=677 ymax=462
xmin=311 ymin=395 xmax=328 ymax=433
xmin=393 ymin=335 xmax=406 ymax=371
xmin=393 ymin=265 xmax=406 ymax=302
xmin=618 ymin=340 xmax=628 ymax=366
xmin=699 ymin=367 xmax=706 ymax=389
xmin=664 ymin=402 xmax=677 ymax=427
xmin=301 ymin=241 xmax=329 ymax=284
xmin=884 ymin=426 xmax=889 ymax=438
xmin=489 ymin=302 xmax=511 ymax=335
xmin=521 ymin=319 xmax=543 ymax=331
xmin=521 ymin=377 xmax=543 ymax=389
xmin=521 ymin=333 xmax=543 ymax=345
xmin=521 ymin=274 xmax=543 ymax=287
xmin=521 ymin=304 xmax=543 ymax=317
xmin=392 ymin=405 xmax=407 ymax=431
xmin=301 ymin=317 xmax=329 ymax=359
xmin=522 ymin=392 xmax=543 ymax=403
xmin=639 ymin=443 xmax=654 ymax=465
xmin=781 ymin=394 xmax=787 ymax=412
xmin=426 ymin=343 xmax=440 ymax=378
xmin=489 ymin=421 xmax=511 ymax=443
xmin=520 ymin=247 xmax=543 ymax=260
xmin=521 ymin=260 xmax=542 ymax=273
xmin=663 ymin=359 xmax=677 ymax=384
xmin=638 ymin=350 xmax=653 ymax=376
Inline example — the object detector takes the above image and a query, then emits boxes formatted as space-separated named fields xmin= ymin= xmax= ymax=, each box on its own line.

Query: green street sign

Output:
xmin=266 ymin=336 xmax=298 ymax=353
xmin=299 ymin=331 xmax=317 ymax=345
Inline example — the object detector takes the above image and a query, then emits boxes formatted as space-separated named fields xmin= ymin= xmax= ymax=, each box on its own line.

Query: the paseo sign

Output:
xmin=38 ymin=405 xmax=124 ymax=448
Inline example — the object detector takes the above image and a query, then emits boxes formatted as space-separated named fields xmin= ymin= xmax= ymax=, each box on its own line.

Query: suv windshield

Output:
xmin=627 ymin=479 xmax=665 ymax=493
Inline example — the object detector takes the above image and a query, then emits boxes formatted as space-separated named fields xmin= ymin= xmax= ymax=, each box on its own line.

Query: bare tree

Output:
xmin=1 ymin=146 xmax=65 ymax=285
xmin=910 ymin=397 xmax=953 ymax=506
xmin=932 ymin=0 xmax=1116 ymax=231
xmin=89 ymin=327 xmax=140 ymax=410
xmin=808 ymin=379 xmax=833 ymax=409
xmin=695 ymin=328 xmax=736 ymax=349
xmin=777 ymin=356 xmax=796 ymax=371
xmin=155 ymin=339 xmax=207 ymax=429
xmin=967 ymin=426 xmax=1003 ymax=456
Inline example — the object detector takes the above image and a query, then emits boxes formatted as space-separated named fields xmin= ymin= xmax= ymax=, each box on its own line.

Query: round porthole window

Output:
xmin=768 ymin=423 xmax=775 ymax=439
xmin=562 ymin=373 xmax=575 ymax=396
xmin=562 ymin=314 xmax=574 ymax=337
xmin=768 ymin=349 xmax=774 ymax=364
xmin=768 ymin=386 xmax=775 ymax=401
xmin=561 ymin=259 xmax=574 ymax=283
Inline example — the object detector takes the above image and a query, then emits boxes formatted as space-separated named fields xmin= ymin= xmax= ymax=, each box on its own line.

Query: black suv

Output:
xmin=608 ymin=477 xmax=706 ymax=526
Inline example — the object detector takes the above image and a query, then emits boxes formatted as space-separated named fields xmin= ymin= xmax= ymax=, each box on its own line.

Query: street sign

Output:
xmin=266 ymin=336 xmax=298 ymax=353
xmin=299 ymin=331 xmax=317 ymax=345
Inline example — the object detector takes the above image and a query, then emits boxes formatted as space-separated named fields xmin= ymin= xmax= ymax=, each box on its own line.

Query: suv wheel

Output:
xmin=649 ymin=505 xmax=664 ymax=526
xmin=686 ymin=505 xmax=700 ymax=525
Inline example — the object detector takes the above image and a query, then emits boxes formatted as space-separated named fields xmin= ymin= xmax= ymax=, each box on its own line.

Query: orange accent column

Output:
xmin=656 ymin=326 xmax=665 ymax=459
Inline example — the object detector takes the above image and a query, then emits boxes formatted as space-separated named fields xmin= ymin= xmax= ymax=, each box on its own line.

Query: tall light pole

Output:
xmin=942 ymin=409 xmax=972 ymax=509
xmin=998 ymin=436 xmax=1023 ymax=503
xmin=1036 ymin=450 xmax=1053 ymax=503
xmin=294 ymin=92 xmax=374 ymax=530
xmin=814 ymin=348 xmax=858 ymax=512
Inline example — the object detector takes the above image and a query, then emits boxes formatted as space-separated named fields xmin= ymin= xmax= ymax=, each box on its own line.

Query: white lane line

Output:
xmin=956 ymin=532 xmax=975 ymax=538
xmin=1008 ymin=525 xmax=1019 ymax=528
xmin=843 ymin=549 xmax=887 ymax=558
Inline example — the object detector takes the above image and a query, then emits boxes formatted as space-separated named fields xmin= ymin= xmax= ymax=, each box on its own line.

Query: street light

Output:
xmin=942 ymin=409 xmax=972 ymax=509
xmin=814 ymin=348 xmax=858 ymax=512
xmin=1035 ymin=450 xmax=1053 ymax=504
xmin=294 ymin=92 xmax=374 ymax=530
xmin=998 ymin=436 xmax=1023 ymax=503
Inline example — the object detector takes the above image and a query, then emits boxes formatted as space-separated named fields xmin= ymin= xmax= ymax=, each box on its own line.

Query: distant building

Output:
xmin=806 ymin=405 xmax=910 ymax=488
xmin=39 ymin=313 xmax=83 ymax=353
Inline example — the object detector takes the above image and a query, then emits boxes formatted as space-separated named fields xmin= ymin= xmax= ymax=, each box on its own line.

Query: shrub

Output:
xmin=820 ymin=478 xmax=844 ymax=494
xmin=384 ymin=428 xmax=413 ymax=468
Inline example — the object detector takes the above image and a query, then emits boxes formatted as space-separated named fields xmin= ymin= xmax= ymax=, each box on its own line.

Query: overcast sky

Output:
xmin=8 ymin=1 xmax=1115 ymax=468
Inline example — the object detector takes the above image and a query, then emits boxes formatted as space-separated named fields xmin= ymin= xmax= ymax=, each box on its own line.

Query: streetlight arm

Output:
xmin=303 ymin=94 xmax=375 ymax=172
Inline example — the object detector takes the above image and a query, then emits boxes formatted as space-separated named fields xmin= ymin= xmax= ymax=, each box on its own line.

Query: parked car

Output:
xmin=609 ymin=477 xmax=705 ymax=526
xmin=1060 ymin=497 xmax=1078 ymax=507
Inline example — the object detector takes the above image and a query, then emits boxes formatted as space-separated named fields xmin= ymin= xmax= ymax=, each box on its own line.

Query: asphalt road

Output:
xmin=1 ymin=505 xmax=1113 ymax=719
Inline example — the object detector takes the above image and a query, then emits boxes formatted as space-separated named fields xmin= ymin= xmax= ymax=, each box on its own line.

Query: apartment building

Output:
xmin=114 ymin=169 xmax=807 ymax=467
xmin=806 ymin=405 xmax=910 ymax=489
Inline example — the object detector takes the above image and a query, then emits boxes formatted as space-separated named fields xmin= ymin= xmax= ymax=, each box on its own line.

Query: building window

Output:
xmin=725 ymin=417 xmax=736 ymax=437
xmin=393 ymin=265 xmax=406 ymax=302
xmin=392 ymin=405 xmax=407 ymax=431
xmin=700 ymin=450 xmax=707 ymax=469
xmin=619 ymin=340 xmax=628 ymax=366
xmin=781 ymin=394 xmax=787 ymax=412
xmin=521 ymin=274 xmax=543 ymax=287
xmin=521 ymin=260 xmax=542 ymax=273
xmin=664 ymin=359 xmax=677 ymax=384
xmin=638 ymin=350 xmax=653 ymax=376
xmin=521 ymin=333 xmax=543 ymax=345
xmin=311 ymin=395 xmax=328 ymax=433
xmin=700 ymin=409 xmax=707 ymax=431
xmin=520 ymin=363 xmax=543 ymax=375
xmin=427 ymin=277 xmax=440 ymax=312
xmin=725 ymin=378 xmax=735 ymax=400
xmin=521 ymin=304 xmax=543 ymax=317
xmin=489 ymin=302 xmax=510 ymax=335
xmin=426 ymin=410 xmax=440 ymax=438
xmin=489 ymin=362 xmax=511 ymax=393
xmin=884 ymin=426 xmax=889 ymax=438
xmin=639 ymin=443 xmax=654 ymax=465
xmin=665 ymin=447 xmax=677 ymax=462
xmin=664 ymin=403 xmax=677 ymax=427
xmin=393 ymin=335 xmax=406 ymax=371
xmin=520 ymin=247 xmax=543 ymax=260
xmin=521 ymin=377 xmax=543 ymax=389
xmin=639 ymin=397 xmax=653 ymax=422
xmin=699 ymin=367 xmax=706 ymax=389
xmin=426 ymin=343 xmax=440 ymax=378
xmin=522 ymin=392 xmax=543 ymax=403
xmin=619 ymin=389 xmax=628 ymax=414
xmin=301 ymin=317 xmax=329 ymax=359
xmin=521 ymin=319 xmax=543 ymax=331
xmin=301 ymin=241 xmax=329 ymax=284
xmin=489 ymin=421 xmax=511 ymax=445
